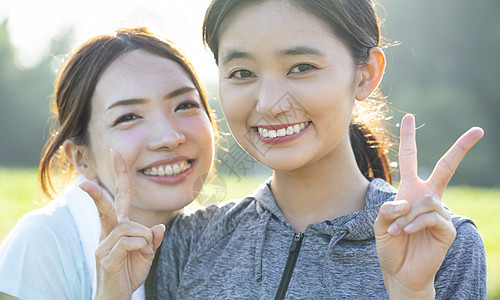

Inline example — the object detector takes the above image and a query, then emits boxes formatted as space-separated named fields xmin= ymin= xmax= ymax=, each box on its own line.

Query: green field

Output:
xmin=0 ymin=167 xmax=499 ymax=298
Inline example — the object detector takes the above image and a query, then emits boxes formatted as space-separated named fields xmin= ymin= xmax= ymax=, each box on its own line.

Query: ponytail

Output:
xmin=350 ymin=122 xmax=392 ymax=184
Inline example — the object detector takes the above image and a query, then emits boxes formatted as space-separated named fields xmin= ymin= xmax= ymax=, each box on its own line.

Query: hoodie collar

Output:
xmin=252 ymin=177 xmax=397 ymax=240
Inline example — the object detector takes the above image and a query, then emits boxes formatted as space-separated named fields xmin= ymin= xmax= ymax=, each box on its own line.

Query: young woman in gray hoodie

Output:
xmin=87 ymin=0 xmax=487 ymax=299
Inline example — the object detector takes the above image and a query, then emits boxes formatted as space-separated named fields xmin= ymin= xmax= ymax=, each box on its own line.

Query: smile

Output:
xmin=256 ymin=122 xmax=311 ymax=139
xmin=142 ymin=160 xmax=192 ymax=176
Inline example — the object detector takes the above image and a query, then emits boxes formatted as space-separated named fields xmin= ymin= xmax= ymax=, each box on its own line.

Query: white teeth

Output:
xmin=173 ymin=164 xmax=180 ymax=175
xmin=257 ymin=122 xmax=309 ymax=139
xmin=143 ymin=160 xmax=191 ymax=177
xmin=165 ymin=165 xmax=173 ymax=176
xmin=293 ymin=124 xmax=300 ymax=134
xmin=158 ymin=166 xmax=165 ymax=176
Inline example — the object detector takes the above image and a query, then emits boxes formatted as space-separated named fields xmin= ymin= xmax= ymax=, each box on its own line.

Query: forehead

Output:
xmin=101 ymin=49 xmax=187 ymax=80
xmin=92 ymin=49 xmax=195 ymax=106
xmin=218 ymin=1 xmax=338 ymax=53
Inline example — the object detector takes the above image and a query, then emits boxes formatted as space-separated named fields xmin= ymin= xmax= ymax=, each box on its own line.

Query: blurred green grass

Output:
xmin=0 ymin=167 xmax=498 ymax=298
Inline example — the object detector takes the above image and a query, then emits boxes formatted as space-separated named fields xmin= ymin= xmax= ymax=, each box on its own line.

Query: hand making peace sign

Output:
xmin=80 ymin=151 xmax=165 ymax=300
xmin=374 ymin=114 xmax=484 ymax=298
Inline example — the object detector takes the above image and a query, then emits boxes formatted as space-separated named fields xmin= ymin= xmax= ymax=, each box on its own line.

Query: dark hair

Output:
xmin=203 ymin=0 xmax=393 ymax=183
xmin=39 ymin=27 xmax=217 ymax=198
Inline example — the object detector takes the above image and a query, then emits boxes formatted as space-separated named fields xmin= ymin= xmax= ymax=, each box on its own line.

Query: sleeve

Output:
xmin=0 ymin=206 xmax=91 ymax=300
xmin=434 ymin=218 xmax=487 ymax=299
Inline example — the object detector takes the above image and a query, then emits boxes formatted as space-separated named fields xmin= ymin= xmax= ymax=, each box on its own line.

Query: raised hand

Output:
xmin=374 ymin=114 xmax=484 ymax=298
xmin=80 ymin=151 xmax=165 ymax=300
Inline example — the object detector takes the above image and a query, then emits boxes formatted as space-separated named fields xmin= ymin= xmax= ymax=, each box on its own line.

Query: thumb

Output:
xmin=151 ymin=224 xmax=166 ymax=251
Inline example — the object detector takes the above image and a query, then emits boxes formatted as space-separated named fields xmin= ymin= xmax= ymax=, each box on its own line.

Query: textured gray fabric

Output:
xmin=148 ymin=178 xmax=486 ymax=299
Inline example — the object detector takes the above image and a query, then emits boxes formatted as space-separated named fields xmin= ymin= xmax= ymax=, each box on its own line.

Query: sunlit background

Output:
xmin=1 ymin=0 xmax=217 ymax=80
xmin=1 ymin=0 xmax=499 ymax=186
xmin=1 ymin=0 xmax=500 ymax=297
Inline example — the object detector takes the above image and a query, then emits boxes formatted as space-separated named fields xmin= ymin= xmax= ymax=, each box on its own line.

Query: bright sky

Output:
xmin=0 ymin=0 xmax=218 ymax=82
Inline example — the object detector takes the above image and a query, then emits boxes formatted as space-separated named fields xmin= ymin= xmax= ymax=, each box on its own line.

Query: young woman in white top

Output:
xmin=0 ymin=27 xmax=216 ymax=300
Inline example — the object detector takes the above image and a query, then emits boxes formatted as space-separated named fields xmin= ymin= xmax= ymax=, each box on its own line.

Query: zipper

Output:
xmin=274 ymin=232 xmax=304 ymax=300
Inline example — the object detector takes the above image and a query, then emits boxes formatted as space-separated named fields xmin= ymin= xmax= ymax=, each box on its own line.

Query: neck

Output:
xmin=129 ymin=207 xmax=181 ymax=228
xmin=270 ymin=137 xmax=370 ymax=233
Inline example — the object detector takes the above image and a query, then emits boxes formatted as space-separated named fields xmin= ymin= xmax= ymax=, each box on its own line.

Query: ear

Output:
xmin=354 ymin=47 xmax=386 ymax=101
xmin=63 ymin=140 xmax=97 ymax=180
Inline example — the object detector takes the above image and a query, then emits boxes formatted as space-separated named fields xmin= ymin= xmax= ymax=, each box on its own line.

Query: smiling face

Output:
xmin=81 ymin=49 xmax=214 ymax=215
xmin=217 ymin=0 xmax=360 ymax=172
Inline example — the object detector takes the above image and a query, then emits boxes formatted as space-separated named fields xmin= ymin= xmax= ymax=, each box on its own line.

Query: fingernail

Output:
xmin=79 ymin=183 xmax=87 ymax=192
xmin=387 ymin=223 xmax=399 ymax=235
xmin=394 ymin=203 xmax=404 ymax=213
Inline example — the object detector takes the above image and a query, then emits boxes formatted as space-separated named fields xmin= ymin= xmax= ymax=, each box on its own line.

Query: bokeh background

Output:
xmin=1 ymin=0 xmax=499 ymax=297
xmin=0 ymin=0 xmax=498 ymax=186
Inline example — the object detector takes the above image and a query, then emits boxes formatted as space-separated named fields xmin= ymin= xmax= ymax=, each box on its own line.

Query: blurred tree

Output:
xmin=0 ymin=18 xmax=73 ymax=168
xmin=0 ymin=0 xmax=498 ymax=186
xmin=377 ymin=0 xmax=499 ymax=186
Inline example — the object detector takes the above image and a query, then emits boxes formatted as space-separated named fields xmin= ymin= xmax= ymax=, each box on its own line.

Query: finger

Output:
xmin=398 ymin=114 xmax=418 ymax=180
xmin=112 ymin=150 xmax=131 ymax=221
xmin=403 ymin=211 xmax=456 ymax=239
xmin=374 ymin=200 xmax=410 ymax=236
xmin=96 ymin=221 xmax=154 ymax=259
xmin=151 ymin=224 xmax=166 ymax=250
xmin=99 ymin=237 xmax=154 ymax=271
xmin=428 ymin=127 xmax=484 ymax=196
xmin=387 ymin=195 xmax=450 ymax=236
xmin=80 ymin=180 xmax=117 ymax=238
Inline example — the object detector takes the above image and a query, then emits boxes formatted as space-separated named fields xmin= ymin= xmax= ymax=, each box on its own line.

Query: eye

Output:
xmin=175 ymin=101 xmax=201 ymax=112
xmin=229 ymin=69 xmax=256 ymax=79
xmin=288 ymin=63 xmax=317 ymax=75
xmin=113 ymin=113 xmax=140 ymax=126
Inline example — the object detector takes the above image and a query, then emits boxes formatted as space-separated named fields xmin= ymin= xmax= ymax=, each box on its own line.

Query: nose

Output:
xmin=147 ymin=115 xmax=186 ymax=151
xmin=255 ymin=76 xmax=293 ymax=119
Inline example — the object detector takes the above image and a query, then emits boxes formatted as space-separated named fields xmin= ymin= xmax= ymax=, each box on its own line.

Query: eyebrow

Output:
xmin=221 ymin=50 xmax=254 ymax=66
xmin=106 ymin=86 xmax=197 ymax=111
xmin=165 ymin=86 xmax=197 ymax=99
xmin=221 ymin=46 xmax=325 ymax=66
xmin=106 ymin=98 xmax=146 ymax=111
xmin=277 ymin=46 xmax=325 ymax=57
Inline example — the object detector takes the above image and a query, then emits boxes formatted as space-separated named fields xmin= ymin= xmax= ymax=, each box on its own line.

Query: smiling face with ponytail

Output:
xmin=39 ymin=27 xmax=217 ymax=199
xmin=203 ymin=0 xmax=392 ymax=183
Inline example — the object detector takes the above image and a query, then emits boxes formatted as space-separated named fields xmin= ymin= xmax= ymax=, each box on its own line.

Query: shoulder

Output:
xmin=167 ymin=197 xmax=256 ymax=243
xmin=1 ymin=201 xmax=78 ymax=245
xmin=366 ymin=178 xmax=397 ymax=208
xmin=0 ymin=201 xmax=87 ymax=298
xmin=449 ymin=214 xmax=485 ymax=258
xmin=435 ymin=214 xmax=487 ymax=298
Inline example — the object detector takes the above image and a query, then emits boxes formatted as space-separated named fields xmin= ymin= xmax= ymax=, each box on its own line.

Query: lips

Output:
xmin=256 ymin=121 xmax=311 ymax=139
xmin=142 ymin=160 xmax=192 ymax=176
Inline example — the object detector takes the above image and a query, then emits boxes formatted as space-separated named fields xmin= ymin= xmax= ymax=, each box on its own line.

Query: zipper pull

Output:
xmin=289 ymin=232 xmax=303 ymax=252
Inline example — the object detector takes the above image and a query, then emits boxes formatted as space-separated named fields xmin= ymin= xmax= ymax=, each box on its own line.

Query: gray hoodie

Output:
xmin=148 ymin=178 xmax=486 ymax=299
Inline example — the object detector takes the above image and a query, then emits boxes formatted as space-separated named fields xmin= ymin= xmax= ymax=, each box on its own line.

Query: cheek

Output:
xmin=181 ymin=115 xmax=214 ymax=154
xmin=109 ymin=128 xmax=150 ymax=170
xmin=219 ymin=89 xmax=251 ymax=130
xmin=89 ymin=127 xmax=149 ymax=187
